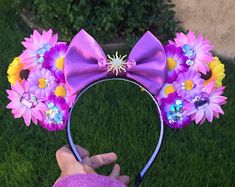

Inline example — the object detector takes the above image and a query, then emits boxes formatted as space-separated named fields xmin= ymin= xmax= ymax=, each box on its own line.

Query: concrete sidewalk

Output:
xmin=173 ymin=0 xmax=235 ymax=60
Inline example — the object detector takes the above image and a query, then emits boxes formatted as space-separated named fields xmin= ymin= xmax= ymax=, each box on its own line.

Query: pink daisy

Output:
xmin=164 ymin=44 xmax=188 ymax=82
xmin=174 ymin=70 xmax=205 ymax=98
xmin=43 ymin=44 xmax=68 ymax=82
xmin=6 ymin=82 xmax=47 ymax=126
xmin=169 ymin=31 xmax=213 ymax=74
xmin=27 ymin=68 xmax=57 ymax=99
xmin=40 ymin=95 xmax=69 ymax=131
xmin=184 ymin=82 xmax=227 ymax=124
xmin=20 ymin=29 xmax=58 ymax=69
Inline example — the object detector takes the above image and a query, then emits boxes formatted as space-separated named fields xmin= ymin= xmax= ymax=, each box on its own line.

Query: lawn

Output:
xmin=0 ymin=1 xmax=234 ymax=187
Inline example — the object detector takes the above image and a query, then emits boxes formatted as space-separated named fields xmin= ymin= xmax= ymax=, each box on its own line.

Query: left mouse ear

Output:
xmin=64 ymin=29 xmax=108 ymax=95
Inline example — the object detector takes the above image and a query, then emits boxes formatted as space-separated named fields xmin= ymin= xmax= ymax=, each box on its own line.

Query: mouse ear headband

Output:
xmin=64 ymin=29 xmax=166 ymax=186
xmin=6 ymin=29 xmax=227 ymax=186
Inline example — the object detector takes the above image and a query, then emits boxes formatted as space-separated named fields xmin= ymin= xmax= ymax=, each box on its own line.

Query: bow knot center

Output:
xmin=107 ymin=51 xmax=127 ymax=76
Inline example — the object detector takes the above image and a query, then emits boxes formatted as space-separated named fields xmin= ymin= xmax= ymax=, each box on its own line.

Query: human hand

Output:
xmin=55 ymin=145 xmax=130 ymax=186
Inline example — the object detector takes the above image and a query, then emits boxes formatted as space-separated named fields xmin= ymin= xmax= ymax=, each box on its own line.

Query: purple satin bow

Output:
xmin=64 ymin=29 xmax=167 ymax=95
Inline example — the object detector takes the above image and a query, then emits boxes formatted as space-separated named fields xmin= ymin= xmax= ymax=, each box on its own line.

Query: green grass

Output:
xmin=0 ymin=1 xmax=235 ymax=187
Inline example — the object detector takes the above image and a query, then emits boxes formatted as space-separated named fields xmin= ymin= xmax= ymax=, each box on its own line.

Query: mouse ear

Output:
xmin=64 ymin=29 xmax=108 ymax=95
xmin=126 ymin=31 xmax=167 ymax=95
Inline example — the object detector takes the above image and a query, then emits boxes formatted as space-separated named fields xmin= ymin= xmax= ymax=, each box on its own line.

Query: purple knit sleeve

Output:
xmin=52 ymin=174 xmax=126 ymax=187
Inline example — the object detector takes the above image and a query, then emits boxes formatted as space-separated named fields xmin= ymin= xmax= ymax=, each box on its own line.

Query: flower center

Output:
xmin=167 ymin=58 xmax=177 ymax=70
xmin=54 ymin=85 xmax=67 ymax=98
xmin=193 ymin=92 xmax=209 ymax=110
xmin=20 ymin=69 xmax=30 ymax=80
xmin=167 ymin=99 xmax=184 ymax=124
xmin=182 ymin=80 xmax=194 ymax=90
xmin=46 ymin=102 xmax=63 ymax=124
xmin=201 ymin=70 xmax=212 ymax=80
xmin=38 ymin=78 xmax=48 ymax=88
xmin=164 ymin=85 xmax=175 ymax=96
xmin=56 ymin=57 xmax=64 ymax=71
xmin=21 ymin=93 xmax=38 ymax=108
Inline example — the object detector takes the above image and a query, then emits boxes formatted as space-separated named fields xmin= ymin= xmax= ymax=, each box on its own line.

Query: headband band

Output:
xmin=66 ymin=77 xmax=164 ymax=187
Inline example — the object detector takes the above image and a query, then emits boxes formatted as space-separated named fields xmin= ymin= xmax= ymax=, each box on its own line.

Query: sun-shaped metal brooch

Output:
xmin=107 ymin=51 xmax=127 ymax=76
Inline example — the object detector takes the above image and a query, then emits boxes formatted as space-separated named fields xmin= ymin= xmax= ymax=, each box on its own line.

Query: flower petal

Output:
xmin=195 ymin=109 xmax=204 ymax=124
xmin=205 ymin=105 xmax=213 ymax=122
xmin=23 ymin=110 xmax=32 ymax=126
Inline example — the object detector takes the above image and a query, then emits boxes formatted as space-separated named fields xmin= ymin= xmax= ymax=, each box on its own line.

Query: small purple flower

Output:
xmin=27 ymin=68 xmax=57 ymax=99
xmin=158 ymin=83 xmax=176 ymax=100
xmin=160 ymin=93 xmax=191 ymax=129
xmin=53 ymin=83 xmax=76 ymax=107
xmin=174 ymin=70 xmax=204 ymax=98
xmin=164 ymin=44 xmax=188 ymax=82
xmin=43 ymin=44 xmax=68 ymax=82
xmin=40 ymin=95 xmax=69 ymax=131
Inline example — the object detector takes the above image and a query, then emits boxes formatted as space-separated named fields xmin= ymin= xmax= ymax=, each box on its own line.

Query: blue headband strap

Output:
xmin=66 ymin=77 xmax=164 ymax=187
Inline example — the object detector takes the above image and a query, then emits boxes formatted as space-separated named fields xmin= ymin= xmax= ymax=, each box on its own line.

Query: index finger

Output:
xmin=82 ymin=152 xmax=117 ymax=169
xmin=56 ymin=145 xmax=90 ymax=167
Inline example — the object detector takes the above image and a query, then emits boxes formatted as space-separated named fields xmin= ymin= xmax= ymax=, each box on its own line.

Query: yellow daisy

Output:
xmin=203 ymin=56 xmax=225 ymax=87
xmin=7 ymin=57 xmax=30 ymax=85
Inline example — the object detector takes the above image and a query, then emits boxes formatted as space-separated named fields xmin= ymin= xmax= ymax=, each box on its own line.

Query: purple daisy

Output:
xmin=160 ymin=93 xmax=191 ymax=129
xmin=43 ymin=44 xmax=68 ymax=82
xmin=184 ymin=82 xmax=227 ymax=124
xmin=53 ymin=83 xmax=76 ymax=107
xmin=164 ymin=44 xmax=188 ymax=82
xmin=20 ymin=29 xmax=58 ymax=69
xmin=174 ymin=70 xmax=205 ymax=98
xmin=158 ymin=83 xmax=176 ymax=100
xmin=169 ymin=31 xmax=213 ymax=74
xmin=27 ymin=68 xmax=57 ymax=99
xmin=40 ymin=95 xmax=69 ymax=131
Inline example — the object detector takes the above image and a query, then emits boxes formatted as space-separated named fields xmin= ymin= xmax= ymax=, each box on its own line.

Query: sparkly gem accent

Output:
xmin=167 ymin=99 xmax=184 ymax=124
xmin=186 ymin=59 xmax=194 ymax=66
xmin=193 ymin=92 xmax=209 ymax=109
xmin=97 ymin=58 xmax=107 ymax=67
xmin=182 ymin=44 xmax=196 ymax=58
xmin=46 ymin=102 xmax=63 ymax=124
xmin=107 ymin=52 xmax=127 ymax=76
xmin=182 ymin=44 xmax=196 ymax=66
xmin=36 ymin=43 xmax=51 ymax=64
xmin=126 ymin=59 xmax=136 ymax=68
xmin=21 ymin=93 xmax=38 ymax=108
